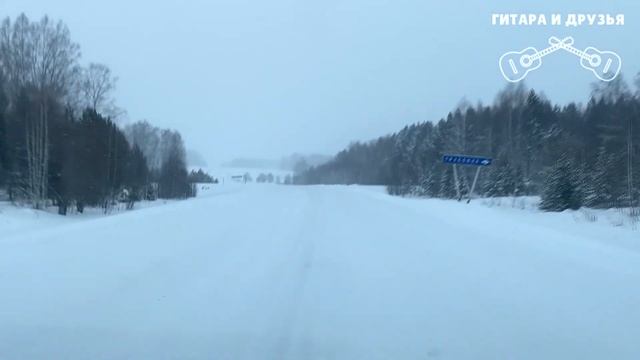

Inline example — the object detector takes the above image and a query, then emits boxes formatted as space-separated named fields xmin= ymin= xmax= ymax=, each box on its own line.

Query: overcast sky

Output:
xmin=2 ymin=0 xmax=638 ymax=165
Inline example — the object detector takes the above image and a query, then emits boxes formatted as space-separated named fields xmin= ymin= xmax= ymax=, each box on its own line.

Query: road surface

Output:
xmin=1 ymin=185 xmax=639 ymax=359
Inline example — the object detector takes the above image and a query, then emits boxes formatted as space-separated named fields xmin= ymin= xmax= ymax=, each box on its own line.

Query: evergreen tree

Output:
xmin=297 ymin=80 xmax=639 ymax=211
xmin=158 ymin=134 xmax=191 ymax=199
xmin=0 ymin=73 xmax=6 ymax=188
xmin=48 ymin=108 xmax=75 ymax=214
xmin=187 ymin=168 xmax=214 ymax=183
xmin=583 ymin=147 xmax=615 ymax=208
xmin=439 ymin=167 xmax=457 ymax=199
xmin=485 ymin=163 xmax=511 ymax=197
xmin=539 ymin=155 xmax=583 ymax=211
xmin=417 ymin=166 xmax=440 ymax=197
xmin=123 ymin=145 xmax=150 ymax=208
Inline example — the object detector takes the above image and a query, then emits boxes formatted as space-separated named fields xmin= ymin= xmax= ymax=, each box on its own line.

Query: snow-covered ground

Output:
xmin=1 ymin=184 xmax=639 ymax=359
xmin=0 ymin=195 xmax=184 ymax=239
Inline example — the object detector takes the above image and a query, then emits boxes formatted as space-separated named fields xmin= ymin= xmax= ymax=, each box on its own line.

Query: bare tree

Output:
xmin=76 ymin=62 xmax=124 ymax=119
xmin=125 ymin=120 xmax=162 ymax=169
xmin=81 ymin=63 xmax=114 ymax=109
xmin=0 ymin=14 xmax=80 ymax=208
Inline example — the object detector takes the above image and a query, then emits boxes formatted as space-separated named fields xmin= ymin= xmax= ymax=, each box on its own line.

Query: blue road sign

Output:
xmin=442 ymin=154 xmax=492 ymax=166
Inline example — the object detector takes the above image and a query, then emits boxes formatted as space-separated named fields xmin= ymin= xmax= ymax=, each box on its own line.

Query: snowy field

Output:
xmin=1 ymin=184 xmax=640 ymax=359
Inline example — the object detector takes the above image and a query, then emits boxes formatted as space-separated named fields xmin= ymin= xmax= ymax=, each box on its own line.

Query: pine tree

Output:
xmin=484 ymin=162 xmax=516 ymax=197
xmin=583 ymin=147 xmax=614 ymax=208
xmin=123 ymin=145 xmax=150 ymax=208
xmin=417 ymin=166 xmax=440 ymax=197
xmin=158 ymin=152 xmax=189 ymax=199
xmin=0 ymin=73 xmax=6 ymax=188
xmin=439 ymin=167 xmax=457 ymax=199
xmin=513 ymin=166 xmax=525 ymax=196
xmin=539 ymin=155 xmax=583 ymax=211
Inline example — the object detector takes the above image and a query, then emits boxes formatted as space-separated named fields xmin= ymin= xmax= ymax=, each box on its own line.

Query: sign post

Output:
xmin=452 ymin=164 xmax=461 ymax=201
xmin=442 ymin=154 xmax=492 ymax=203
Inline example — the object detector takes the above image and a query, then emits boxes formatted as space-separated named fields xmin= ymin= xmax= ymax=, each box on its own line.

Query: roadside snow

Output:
xmin=0 ymin=183 xmax=233 ymax=241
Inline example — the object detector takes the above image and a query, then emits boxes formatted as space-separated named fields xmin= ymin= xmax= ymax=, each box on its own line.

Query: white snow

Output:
xmin=1 ymin=184 xmax=639 ymax=359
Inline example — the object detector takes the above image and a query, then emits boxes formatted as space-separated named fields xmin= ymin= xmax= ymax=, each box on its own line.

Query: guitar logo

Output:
xmin=499 ymin=36 xmax=621 ymax=83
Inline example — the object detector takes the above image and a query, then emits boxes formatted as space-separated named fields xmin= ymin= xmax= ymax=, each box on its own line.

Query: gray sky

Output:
xmin=2 ymin=0 xmax=638 ymax=165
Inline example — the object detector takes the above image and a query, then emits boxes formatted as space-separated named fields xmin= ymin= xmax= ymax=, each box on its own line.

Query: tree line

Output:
xmin=296 ymin=79 xmax=640 ymax=212
xmin=0 ymin=14 xmax=194 ymax=215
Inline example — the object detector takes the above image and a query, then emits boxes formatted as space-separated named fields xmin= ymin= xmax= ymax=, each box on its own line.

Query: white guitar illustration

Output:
xmin=499 ymin=37 xmax=573 ymax=82
xmin=553 ymin=37 xmax=622 ymax=82
xmin=499 ymin=36 xmax=622 ymax=82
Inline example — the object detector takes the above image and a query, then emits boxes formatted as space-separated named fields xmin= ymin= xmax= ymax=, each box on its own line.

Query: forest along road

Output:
xmin=1 ymin=185 xmax=640 ymax=360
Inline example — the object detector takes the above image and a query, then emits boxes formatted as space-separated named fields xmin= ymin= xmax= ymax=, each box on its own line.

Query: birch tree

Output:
xmin=0 ymin=14 xmax=80 ymax=208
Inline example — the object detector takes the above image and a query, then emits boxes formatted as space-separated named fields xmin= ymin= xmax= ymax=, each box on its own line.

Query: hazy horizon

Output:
xmin=3 ymin=0 xmax=638 ymax=165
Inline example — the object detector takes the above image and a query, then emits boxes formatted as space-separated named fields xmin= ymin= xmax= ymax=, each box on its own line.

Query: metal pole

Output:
xmin=452 ymin=164 xmax=462 ymax=201
xmin=467 ymin=167 xmax=482 ymax=204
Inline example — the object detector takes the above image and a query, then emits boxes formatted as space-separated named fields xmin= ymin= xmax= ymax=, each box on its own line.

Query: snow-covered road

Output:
xmin=1 ymin=185 xmax=639 ymax=359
